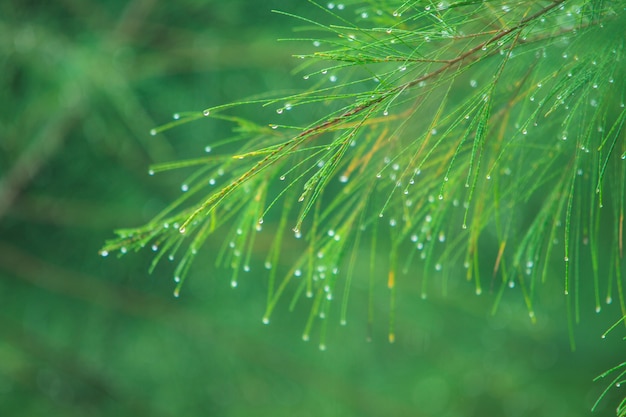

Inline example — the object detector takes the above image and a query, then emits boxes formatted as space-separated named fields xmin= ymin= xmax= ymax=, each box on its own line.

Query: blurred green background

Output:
xmin=1 ymin=1 xmax=624 ymax=416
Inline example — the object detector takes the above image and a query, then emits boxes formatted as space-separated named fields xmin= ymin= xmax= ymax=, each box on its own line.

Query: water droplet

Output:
xmin=148 ymin=169 xmax=155 ymax=176
xmin=595 ymin=306 xmax=601 ymax=313
xmin=329 ymin=75 xmax=337 ymax=82
xmin=279 ymin=175 xmax=286 ymax=181
xmin=258 ymin=218 xmax=264 ymax=224
xmin=149 ymin=129 xmax=157 ymax=136
xmin=231 ymin=280 xmax=238 ymax=288
xmin=203 ymin=109 xmax=210 ymax=116
xmin=295 ymin=269 xmax=302 ymax=277
xmin=303 ymin=75 xmax=309 ymax=80
xmin=319 ymin=344 xmax=327 ymax=351
xmin=179 ymin=227 xmax=186 ymax=234
xmin=120 ymin=247 xmax=127 ymax=254
xmin=181 ymin=184 xmax=189 ymax=192
xmin=276 ymin=108 xmax=283 ymax=114
xmin=470 ymin=79 xmax=477 ymax=88
xmin=435 ymin=263 xmax=442 ymax=271
xmin=302 ymin=334 xmax=310 ymax=341
xmin=270 ymin=124 xmax=278 ymax=129
xmin=151 ymin=244 xmax=158 ymax=252
xmin=476 ymin=288 xmax=482 ymax=295
xmin=508 ymin=281 xmax=515 ymax=288
xmin=243 ymin=265 xmax=250 ymax=272
xmin=204 ymin=146 xmax=212 ymax=153
xmin=100 ymin=250 xmax=109 ymax=257
xmin=386 ymin=28 xmax=392 ymax=34
xmin=262 ymin=317 xmax=270 ymax=324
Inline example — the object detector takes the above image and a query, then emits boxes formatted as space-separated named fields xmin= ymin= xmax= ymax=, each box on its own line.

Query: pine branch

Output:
xmin=102 ymin=1 xmax=626 ymax=410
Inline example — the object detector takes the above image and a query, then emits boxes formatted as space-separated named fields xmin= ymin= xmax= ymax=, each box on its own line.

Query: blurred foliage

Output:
xmin=0 ymin=1 xmax=624 ymax=416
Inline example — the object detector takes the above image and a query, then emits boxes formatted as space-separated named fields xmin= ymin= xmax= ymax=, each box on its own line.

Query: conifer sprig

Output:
xmin=102 ymin=0 xmax=625 ymax=354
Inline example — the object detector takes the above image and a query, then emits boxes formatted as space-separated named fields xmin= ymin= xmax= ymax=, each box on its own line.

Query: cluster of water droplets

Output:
xmin=326 ymin=2 xmax=345 ymax=10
